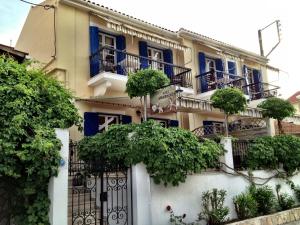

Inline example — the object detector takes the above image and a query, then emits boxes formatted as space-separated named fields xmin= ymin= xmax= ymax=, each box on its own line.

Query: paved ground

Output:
xmin=285 ymin=222 xmax=300 ymax=225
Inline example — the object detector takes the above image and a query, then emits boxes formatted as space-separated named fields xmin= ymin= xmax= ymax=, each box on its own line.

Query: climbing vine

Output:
xmin=0 ymin=57 xmax=81 ymax=225
xmin=78 ymin=120 xmax=224 ymax=186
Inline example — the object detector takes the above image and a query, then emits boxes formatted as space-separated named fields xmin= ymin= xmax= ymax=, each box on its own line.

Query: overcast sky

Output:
xmin=0 ymin=0 xmax=299 ymax=98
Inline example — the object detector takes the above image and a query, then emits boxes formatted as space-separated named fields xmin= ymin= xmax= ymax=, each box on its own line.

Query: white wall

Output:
xmin=150 ymin=171 xmax=300 ymax=225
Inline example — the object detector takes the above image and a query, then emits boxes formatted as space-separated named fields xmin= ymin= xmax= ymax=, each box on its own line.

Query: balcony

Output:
xmin=88 ymin=46 xmax=193 ymax=97
xmin=196 ymin=69 xmax=279 ymax=101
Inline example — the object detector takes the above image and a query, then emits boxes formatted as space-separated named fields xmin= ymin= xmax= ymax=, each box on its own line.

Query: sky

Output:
xmin=0 ymin=0 xmax=299 ymax=98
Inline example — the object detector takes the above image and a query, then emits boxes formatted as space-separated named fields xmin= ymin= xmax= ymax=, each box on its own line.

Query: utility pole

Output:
xmin=258 ymin=20 xmax=282 ymax=57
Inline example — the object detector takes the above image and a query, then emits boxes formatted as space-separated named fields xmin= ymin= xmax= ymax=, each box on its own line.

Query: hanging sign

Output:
xmin=150 ymin=85 xmax=177 ymax=114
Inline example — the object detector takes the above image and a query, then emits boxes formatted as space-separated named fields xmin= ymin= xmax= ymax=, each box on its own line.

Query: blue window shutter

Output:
xmin=198 ymin=52 xmax=207 ymax=93
xmin=139 ymin=41 xmax=148 ymax=69
xmin=215 ymin=58 xmax=224 ymax=79
xmin=163 ymin=49 xmax=174 ymax=78
xmin=84 ymin=112 xmax=100 ymax=136
xmin=120 ymin=115 xmax=132 ymax=124
xmin=227 ymin=61 xmax=236 ymax=79
xmin=116 ymin=35 xmax=126 ymax=75
xmin=169 ymin=120 xmax=179 ymax=127
xmin=253 ymin=69 xmax=263 ymax=98
xmin=89 ymin=26 xmax=100 ymax=77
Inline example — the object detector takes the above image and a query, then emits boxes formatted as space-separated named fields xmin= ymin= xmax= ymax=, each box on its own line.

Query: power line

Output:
xmin=19 ymin=0 xmax=54 ymax=10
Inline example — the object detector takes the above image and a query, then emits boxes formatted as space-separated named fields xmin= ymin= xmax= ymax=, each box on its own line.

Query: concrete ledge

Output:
xmin=227 ymin=207 xmax=300 ymax=225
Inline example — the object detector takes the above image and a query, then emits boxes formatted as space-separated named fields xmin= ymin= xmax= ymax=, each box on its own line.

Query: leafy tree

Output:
xmin=126 ymin=69 xmax=170 ymax=121
xmin=0 ymin=56 xmax=81 ymax=225
xmin=78 ymin=120 xmax=224 ymax=186
xmin=210 ymin=88 xmax=247 ymax=136
xmin=258 ymin=97 xmax=295 ymax=134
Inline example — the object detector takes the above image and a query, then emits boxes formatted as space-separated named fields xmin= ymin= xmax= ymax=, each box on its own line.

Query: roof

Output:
xmin=288 ymin=91 xmax=300 ymax=103
xmin=62 ymin=0 xmax=268 ymax=62
xmin=0 ymin=44 xmax=28 ymax=62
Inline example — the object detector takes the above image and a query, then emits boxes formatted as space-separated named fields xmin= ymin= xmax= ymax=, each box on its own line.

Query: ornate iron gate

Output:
xmin=68 ymin=142 xmax=133 ymax=225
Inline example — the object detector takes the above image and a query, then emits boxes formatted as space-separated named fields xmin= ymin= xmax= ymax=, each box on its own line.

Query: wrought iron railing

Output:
xmin=232 ymin=140 xmax=252 ymax=170
xmin=196 ymin=70 xmax=246 ymax=93
xmin=195 ymin=70 xmax=279 ymax=100
xmin=192 ymin=118 xmax=267 ymax=138
xmin=90 ymin=46 xmax=193 ymax=88
xmin=242 ymin=82 xmax=279 ymax=100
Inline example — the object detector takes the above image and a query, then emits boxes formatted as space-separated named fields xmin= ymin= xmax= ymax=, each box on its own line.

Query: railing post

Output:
xmin=220 ymin=137 xmax=234 ymax=172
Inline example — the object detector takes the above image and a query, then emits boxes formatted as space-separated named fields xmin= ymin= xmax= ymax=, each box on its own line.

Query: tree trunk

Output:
xmin=224 ymin=114 xmax=229 ymax=137
xmin=278 ymin=119 xmax=284 ymax=134
xmin=144 ymin=95 xmax=147 ymax=122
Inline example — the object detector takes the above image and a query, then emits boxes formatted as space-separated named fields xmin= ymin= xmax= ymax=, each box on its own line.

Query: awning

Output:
xmin=106 ymin=20 xmax=188 ymax=51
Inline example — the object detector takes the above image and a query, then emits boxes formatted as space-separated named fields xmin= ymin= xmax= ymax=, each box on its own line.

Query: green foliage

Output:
xmin=210 ymin=88 xmax=247 ymax=115
xmin=167 ymin=206 xmax=200 ymax=225
xmin=233 ymin=192 xmax=257 ymax=219
xmin=198 ymin=189 xmax=229 ymax=225
xmin=258 ymin=97 xmax=295 ymax=121
xmin=275 ymin=184 xmax=295 ymax=210
xmin=78 ymin=120 xmax=224 ymax=186
xmin=293 ymin=186 xmax=300 ymax=202
xmin=126 ymin=68 xmax=170 ymax=98
xmin=0 ymin=57 xmax=81 ymax=225
xmin=247 ymin=135 xmax=300 ymax=175
xmin=246 ymin=136 xmax=278 ymax=170
xmin=249 ymin=185 xmax=276 ymax=215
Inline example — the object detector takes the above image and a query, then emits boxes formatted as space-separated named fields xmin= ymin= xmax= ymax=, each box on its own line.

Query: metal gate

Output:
xmin=68 ymin=142 xmax=133 ymax=225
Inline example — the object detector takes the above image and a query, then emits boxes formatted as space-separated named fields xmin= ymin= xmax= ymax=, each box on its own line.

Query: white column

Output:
xmin=267 ymin=118 xmax=276 ymax=136
xmin=131 ymin=163 xmax=152 ymax=225
xmin=220 ymin=137 xmax=234 ymax=172
xmin=48 ymin=129 xmax=69 ymax=225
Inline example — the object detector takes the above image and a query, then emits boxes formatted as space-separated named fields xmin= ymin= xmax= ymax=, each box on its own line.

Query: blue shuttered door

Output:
xmin=253 ymin=69 xmax=263 ymax=99
xmin=227 ymin=61 xmax=236 ymax=79
xmin=163 ymin=49 xmax=174 ymax=78
xmin=90 ymin=26 xmax=100 ymax=77
xmin=120 ymin=115 xmax=132 ymax=124
xmin=198 ymin=52 xmax=207 ymax=93
xmin=139 ymin=41 xmax=148 ymax=69
xmin=215 ymin=58 xmax=224 ymax=79
xmin=84 ymin=112 xmax=100 ymax=136
xmin=169 ymin=120 xmax=179 ymax=127
xmin=116 ymin=35 xmax=126 ymax=75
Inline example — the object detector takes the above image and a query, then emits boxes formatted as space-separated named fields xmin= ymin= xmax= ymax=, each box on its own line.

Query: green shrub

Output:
xmin=78 ymin=120 xmax=224 ymax=186
xmin=249 ymin=185 xmax=276 ymax=215
xmin=293 ymin=186 xmax=300 ymax=202
xmin=247 ymin=135 xmax=300 ymax=175
xmin=276 ymin=184 xmax=295 ymax=210
xmin=233 ymin=192 xmax=257 ymax=219
xmin=199 ymin=189 xmax=229 ymax=225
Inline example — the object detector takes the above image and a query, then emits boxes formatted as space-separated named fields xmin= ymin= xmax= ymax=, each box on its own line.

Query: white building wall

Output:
xmin=150 ymin=171 xmax=300 ymax=225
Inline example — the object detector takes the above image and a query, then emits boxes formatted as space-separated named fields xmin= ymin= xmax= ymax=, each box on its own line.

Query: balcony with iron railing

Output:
xmin=90 ymin=46 xmax=193 ymax=89
xmin=196 ymin=69 xmax=279 ymax=101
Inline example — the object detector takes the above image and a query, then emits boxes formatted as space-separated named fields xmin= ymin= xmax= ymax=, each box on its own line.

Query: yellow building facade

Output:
xmin=16 ymin=0 xmax=279 ymax=141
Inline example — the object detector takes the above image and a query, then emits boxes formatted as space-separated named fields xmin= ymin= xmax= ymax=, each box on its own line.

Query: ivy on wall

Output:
xmin=0 ymin=57 xmax=81 ymax=225
xmin=78 ymin=120 xmax=224 ymax=186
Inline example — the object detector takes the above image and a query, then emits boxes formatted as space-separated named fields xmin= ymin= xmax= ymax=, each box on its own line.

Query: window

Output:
xmin=99 ymin=33 xmax=116 ymax=66
xmin=98 ymin=114 xmax=119 ymax=132
xmin=206 ymin=58 xmax=216 ymax=72
xmin=147 ymin=47 xmax=164 ymax=70
xmin=245 ymin=67 xmax=255 ymax=84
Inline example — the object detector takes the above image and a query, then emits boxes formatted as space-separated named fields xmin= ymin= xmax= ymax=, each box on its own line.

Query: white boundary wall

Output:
xmin=48 ymin=129 xmax=69 ymax=225
xmin=150 ymin=170 xmax=300 ymax=225
xmin=131 ymin=137 xmax=300 ymax=225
